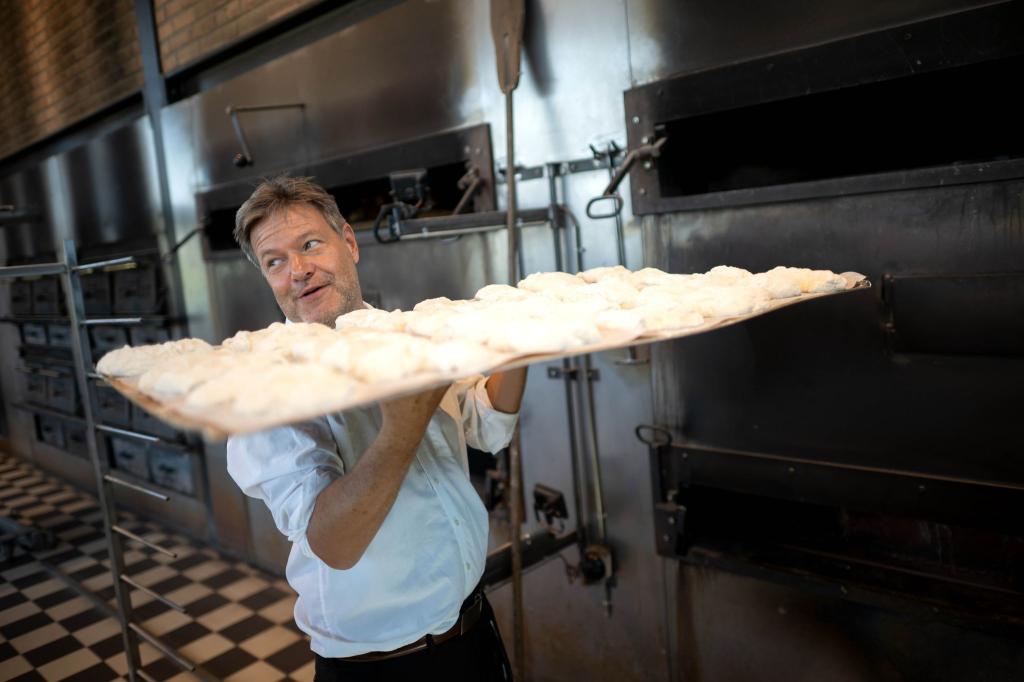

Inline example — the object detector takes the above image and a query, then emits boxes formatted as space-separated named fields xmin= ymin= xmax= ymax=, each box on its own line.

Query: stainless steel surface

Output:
xmin=105 ymin=473 xmax=170 ymax=501
xmin=643 ymin=179 xmax=1023 ymax=481
xmin=53 ymin=118 xmax=164 ymax=253
xmin=626 ymin=0 xmax=1002 ymax=85
xmin=112 ymin=524 xmax=178 ymax=559
xmin=120 ymin=573 xmax=187 ymax=613
xmin=0 ymin=165 xmax=54 ymax=263
xmin=74 ymin=256 xmax=138 ymax=271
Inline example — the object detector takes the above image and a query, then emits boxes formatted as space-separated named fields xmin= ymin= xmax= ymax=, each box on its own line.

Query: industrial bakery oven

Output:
xmin=626 ymin=4 xmax=1024 ymax=679
xmin=193 ymin=123 xmax=504 ymax=341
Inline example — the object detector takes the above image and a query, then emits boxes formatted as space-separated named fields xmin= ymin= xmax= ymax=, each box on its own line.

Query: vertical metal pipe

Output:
xmin=60 ymin=240 xmax=142 ymax=682
xmin=504 ymin=87 xmax=526 ymax=682
xmin=506 ymin=92 xmax=518 ymax=286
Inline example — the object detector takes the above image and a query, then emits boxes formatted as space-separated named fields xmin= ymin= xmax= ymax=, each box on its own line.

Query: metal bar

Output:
xmin=112 ymin=525 xmax=178 ymax=559
xmin=482 ymin=529 xmax=578 ymax=589
xmin=395 ymin=207 xmax=549 ymax=235
xmin=580 ymin=354 xmax=608 ymax=544
xmin=95 ymin=424 xmax=160 ymax=443
xmin=0 ymin=262 xmax=66 ymax=278
xmin=397 ymin=221 xmax=548 ymax=242
xmin=15 ymin=367 xmax=61 ymax=378
xmin=74 ymin=256 xmax=137 ymax=272
xmin=120 ymin=574 xmax=187 ymax=613
xmin=128 ymin=623 xmax=195 ymax=672
xmin=59 ymin=239 xmax=143 ymax=677
xmin=135 ymin=669 xmax=158 ymax=682
xmin=35 ymin=556 xmax=118 ymax=620
xmin=105 ymin=474 xmax=170 ymax=501
xmin=673 ymin=442 xmax=1024 ymax=493
xmin=228 ymin=103 xmax=306 ymax=113
xmin=10 ymin=401 xmax=86 ymax=424
xmin=81 ymin=317 xmax=145 ymax=326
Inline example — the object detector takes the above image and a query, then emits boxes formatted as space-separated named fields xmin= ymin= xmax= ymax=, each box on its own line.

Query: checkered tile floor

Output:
xmin=0 ymin=452 xmax=314 ymax=681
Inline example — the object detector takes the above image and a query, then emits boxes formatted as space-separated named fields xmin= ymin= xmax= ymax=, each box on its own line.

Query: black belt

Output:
xmin=342 ymin=589 xmax=485 ymax=663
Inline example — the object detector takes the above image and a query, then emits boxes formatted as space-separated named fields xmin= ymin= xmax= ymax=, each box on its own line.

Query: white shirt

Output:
xmin=226 ymin=375 xmax=518 ymax=657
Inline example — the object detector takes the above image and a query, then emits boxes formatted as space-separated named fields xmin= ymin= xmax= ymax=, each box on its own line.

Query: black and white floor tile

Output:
xmin=0 ymin=452 xmax=314 ymax=681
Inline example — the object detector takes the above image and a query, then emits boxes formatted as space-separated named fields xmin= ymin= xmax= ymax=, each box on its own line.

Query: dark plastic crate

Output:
xmin=113 ymin=267 xmax=160 ymax=314
xmin=46 ymin=375 xmax=78 ymax=413
xmin=94 ymin=384 xmax=131 ymax=427
xmin=129 ymin=326 xmax=170 ymax=347
xmin=132 ymin=406 xmax=178 ymax=440
xmin=37 ymin=415 xmax=65 ymax=450
xmin=109 ymin=437 xmax=150 ymax=481
xmin=81 ymin=271 xmax=112 ymax=316
xmin=31 ymin=278 xmax=60 ymax=315
xmin=47 ymin=324 xmax=71 ymax=348
xmin=23 ymin=372 xmax=47 ymax=404
xmin=148 ymin=447 xmax=194 ymax=496
xmin=90 ymin=326 xmax=129 ymax=354
xmin=65 ymin=421 xmax=89 ymax=457
xmin=11 ymin=280 xmax=32 ymax=315
xmin=22 ymin=323 xmax=47 ymax=346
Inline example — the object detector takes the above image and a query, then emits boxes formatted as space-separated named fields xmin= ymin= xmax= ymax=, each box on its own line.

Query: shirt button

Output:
xmin=465 ymin=562 xmax=471 ymax=571
xmin=454 ymin=518 xmax=460 ymax=526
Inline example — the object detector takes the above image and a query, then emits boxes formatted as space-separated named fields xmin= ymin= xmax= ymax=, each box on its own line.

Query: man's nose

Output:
xmin=289 ymin=252 xmax=313 ymax=280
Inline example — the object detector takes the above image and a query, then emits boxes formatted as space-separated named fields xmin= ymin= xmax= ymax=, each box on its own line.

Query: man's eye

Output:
xmin=266 ymin=258 xmax=282 ymax=269
xmin=304 ymin=239 xmax=322 ymax=251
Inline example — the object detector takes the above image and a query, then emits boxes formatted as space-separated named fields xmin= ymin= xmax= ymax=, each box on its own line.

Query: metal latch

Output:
xmin=546 ymin=366 xmax=600 ymax=381
xmin=533 ymin=483 xmax=568 ymax=532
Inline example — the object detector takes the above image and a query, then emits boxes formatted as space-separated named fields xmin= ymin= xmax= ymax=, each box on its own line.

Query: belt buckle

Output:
xmin=460 ymin=593 xmax=483 ymax=636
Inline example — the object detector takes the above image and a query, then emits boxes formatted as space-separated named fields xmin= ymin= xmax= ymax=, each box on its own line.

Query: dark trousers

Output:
xmin=314 ymin=594 xmax=512 ymax=682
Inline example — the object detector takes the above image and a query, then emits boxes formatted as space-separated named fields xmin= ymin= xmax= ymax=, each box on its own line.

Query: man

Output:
xmin=225 ymin=175 xmax=527 ymax=681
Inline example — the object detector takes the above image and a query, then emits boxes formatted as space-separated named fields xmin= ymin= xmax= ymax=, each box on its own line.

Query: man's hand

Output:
xmin=307 ymin=384 xmax=450 ymax=570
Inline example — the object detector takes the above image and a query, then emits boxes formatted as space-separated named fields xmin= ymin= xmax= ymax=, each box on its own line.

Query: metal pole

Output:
xmin=504 ymin=88 xmax=527 ymax=681
xmin=60 ymin=240 xmax=142 ymax=681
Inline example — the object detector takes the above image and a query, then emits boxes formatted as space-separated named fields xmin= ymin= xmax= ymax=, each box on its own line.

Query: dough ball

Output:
xmin=751 ymin=271 xmax=801 ymax=299
xmin=517 ymin=271 xmax=586 ymax=293
xmin=595 ymin=308 xmax=647 ymax=336
xmin=428 ymin=340 xmax=498 ymax=375
xmin=97 ymin=338 xmax=213 ymax=377
xmin=335 ymin=308 xmax=406 ymax=332
xmin=705 ymin=265 xmax=753 ymax=286
xmin=578 ymin=265 xmax=631 ymax=284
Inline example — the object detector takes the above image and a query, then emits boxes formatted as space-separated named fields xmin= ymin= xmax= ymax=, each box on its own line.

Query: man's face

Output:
xmin=250 ymin=203 xmax=363 ymax=326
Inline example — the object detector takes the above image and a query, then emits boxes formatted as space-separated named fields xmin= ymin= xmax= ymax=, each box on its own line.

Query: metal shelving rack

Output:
xmin=0 ymin=239 xmax=213 ymax=682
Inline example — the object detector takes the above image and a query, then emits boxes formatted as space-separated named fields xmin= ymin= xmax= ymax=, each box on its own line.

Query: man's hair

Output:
xmin=234 ymin=175 xmax=346 ymax=266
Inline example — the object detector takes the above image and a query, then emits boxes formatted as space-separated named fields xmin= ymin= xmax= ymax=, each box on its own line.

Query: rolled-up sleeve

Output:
xmin=226 ymin=418 xmax=343 ymax=559
xmin=455 ymin=375 xmax=519 ymax=454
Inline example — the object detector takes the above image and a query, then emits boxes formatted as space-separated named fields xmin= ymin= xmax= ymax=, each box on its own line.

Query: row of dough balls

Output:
xmin=97 ymin=324 xmax=502 ymax=417
xmin=97 ymin=265 xmax=848 ymax=417
xmin=335 ymin=265 xmax=849 ymax=350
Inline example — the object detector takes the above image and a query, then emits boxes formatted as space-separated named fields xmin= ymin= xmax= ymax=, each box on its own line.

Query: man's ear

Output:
xmin=342 ymin=223 xmax=360 ymax=264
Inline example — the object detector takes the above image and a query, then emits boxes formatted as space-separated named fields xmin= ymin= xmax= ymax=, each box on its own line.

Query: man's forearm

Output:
xmin=306 ymin=424 xmax=420 ymax=569
xmin=305 ymin=386 xmax=447 ymax=570
xmin=486 ymin=367 xmax=528 ymax=414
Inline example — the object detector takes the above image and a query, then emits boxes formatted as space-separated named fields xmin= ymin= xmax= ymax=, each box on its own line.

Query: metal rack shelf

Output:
xmin=0 ymin=241 xmax=206 ymax=682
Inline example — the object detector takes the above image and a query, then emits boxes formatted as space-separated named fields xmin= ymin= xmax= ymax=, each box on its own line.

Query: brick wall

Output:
xmin=155 ymin=0 xmax=320 ymax=73
xmin=0 ymin=0 xmax=144 ymax=161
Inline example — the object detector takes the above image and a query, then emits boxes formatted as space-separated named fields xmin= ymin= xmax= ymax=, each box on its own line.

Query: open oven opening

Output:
xmin=655 ymin=54 xmax=1024 ymax=199
xmin=200 ymin=123 xmax=494 ymax=256
xmin=326 ymin=159 xmax=472 ymax=231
